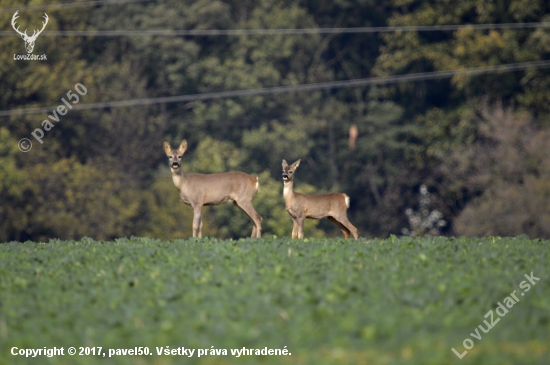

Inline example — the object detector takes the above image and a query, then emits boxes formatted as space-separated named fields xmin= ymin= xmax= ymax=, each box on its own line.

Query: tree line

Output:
xmin=1 ymin=0 xmax=550 ymax=241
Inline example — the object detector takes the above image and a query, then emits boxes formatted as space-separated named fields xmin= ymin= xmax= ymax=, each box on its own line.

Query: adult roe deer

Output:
xmin=163 ymin=140 xmax=262 ymax=238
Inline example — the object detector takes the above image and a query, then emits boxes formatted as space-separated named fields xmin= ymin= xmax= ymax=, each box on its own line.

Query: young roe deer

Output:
xmin=282 ymin=159 xmax=358 ymax=239
xmin=163 ymin=140 xmax=262 ymax=238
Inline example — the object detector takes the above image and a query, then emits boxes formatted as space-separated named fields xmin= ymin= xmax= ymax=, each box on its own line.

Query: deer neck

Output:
xmin=170 ymin=167 xmax=185 ymax=189
xmin=283 ymin=180 xmax=295 ymax=203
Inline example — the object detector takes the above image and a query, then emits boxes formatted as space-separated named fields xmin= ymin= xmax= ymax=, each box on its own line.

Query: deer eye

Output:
xmin=177 ymin=155 xmax=182 ymax=159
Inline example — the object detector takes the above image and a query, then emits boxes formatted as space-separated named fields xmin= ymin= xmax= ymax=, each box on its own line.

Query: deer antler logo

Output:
xmin=11 ymin=11 xmax=49 ymax=54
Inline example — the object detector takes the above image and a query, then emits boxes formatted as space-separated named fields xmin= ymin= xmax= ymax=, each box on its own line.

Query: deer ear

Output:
xmin=291 ymin=159 xmax=301 ymax=169
xmin=178 ymin=140 xmax=188 ymax=155
xmin=162 ymin=140 xmax=172 ymax=156
xmin=282 ymin=159 xmax=289 ymax=168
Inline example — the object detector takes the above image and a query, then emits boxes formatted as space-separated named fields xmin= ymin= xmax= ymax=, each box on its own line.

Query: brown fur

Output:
xmin=164 ymin=140 xmax=262 ymax=238
xmin=282 ymin=159 xmax=358 ymax=239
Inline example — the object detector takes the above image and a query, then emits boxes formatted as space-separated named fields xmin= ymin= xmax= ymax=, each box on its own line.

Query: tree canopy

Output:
xmin=2 ymin=0 xmax=550 ymax=241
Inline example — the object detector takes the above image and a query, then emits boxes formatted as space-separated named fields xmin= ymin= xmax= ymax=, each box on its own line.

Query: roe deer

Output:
xmin=163 ymin=140 xmax=262 ymax=238
xmin=282 ymin=159 xmax=358 ymax=239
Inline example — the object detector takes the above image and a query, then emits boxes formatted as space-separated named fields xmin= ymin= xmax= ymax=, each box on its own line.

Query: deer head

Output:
xmin=163 ymin=140 xmax=187 ymax=171
xmin=12 ymin=11 xmax=49 ymax=54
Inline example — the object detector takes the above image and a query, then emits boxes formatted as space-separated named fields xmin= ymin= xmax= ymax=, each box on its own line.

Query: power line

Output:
xmin=0 ymin=0 xmax=152 ymax=12
xmin=2 ymin=60 xmax=549 ymax=117
xmin=2 ymin=22 xmax=550 ymax=37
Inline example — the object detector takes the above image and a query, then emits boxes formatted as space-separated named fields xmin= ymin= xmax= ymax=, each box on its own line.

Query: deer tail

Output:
xmin=344 ymin=194 xmax=350 ymax=208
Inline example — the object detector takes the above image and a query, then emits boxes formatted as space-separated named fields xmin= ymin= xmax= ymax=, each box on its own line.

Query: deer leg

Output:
xmin=234 ymin=200 xmax=262 ymax=238
xmin=328 ymin=216 xmax=351 ymax=239
xmin=334 ymin=215 xmax=358 ymax=239
xmin=342 ymin=218 xmax=358 ymax=239
xmin=291 ymin=219 xmax=299 ymax=239
xmin=296 ymin=217 xmax=305 ymax=239
xmin=192 ymin=205 xmax=203 ymax=238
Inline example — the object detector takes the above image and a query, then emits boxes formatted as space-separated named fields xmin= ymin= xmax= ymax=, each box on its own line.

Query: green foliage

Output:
xmin=2 ymin=0 xmax=550 ymax=240
xmin=181 ymin=136 xmax=248 ymax=174
xmin=0 ymin=128 xmax=26 ymax=241
xmin=17 ymin=158 xmax=145 ymax=241
xmin=136 ymin=175 xmax=195 ymax=240
xmin=373 ymin=0 xmax=550 ymax=114
xmin=0 ymin=236 xmax=549 ymax=364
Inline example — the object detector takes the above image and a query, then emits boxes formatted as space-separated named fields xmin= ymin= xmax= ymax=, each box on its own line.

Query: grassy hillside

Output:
xmin=0 ymin=236 xmax=548 ymax=364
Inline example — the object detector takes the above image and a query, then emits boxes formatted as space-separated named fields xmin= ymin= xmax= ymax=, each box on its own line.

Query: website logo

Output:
xmin=12 ymin=11 xmax=48 ymax=61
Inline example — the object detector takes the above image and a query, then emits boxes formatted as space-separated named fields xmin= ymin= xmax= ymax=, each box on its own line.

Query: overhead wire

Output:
xmin=2 ymin=2 xmax=549 ymax=116
xmin=2 ymin=0 xmax=550 ymax=37
xmin=2 ymin=22 xmax=550 ymax=37
xmin=2 ymin=60 xmax=549 ymax=117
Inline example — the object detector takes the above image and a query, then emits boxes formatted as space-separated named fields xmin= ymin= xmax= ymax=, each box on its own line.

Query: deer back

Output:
xmin=175 ymin=172 xmax=258 ymax=206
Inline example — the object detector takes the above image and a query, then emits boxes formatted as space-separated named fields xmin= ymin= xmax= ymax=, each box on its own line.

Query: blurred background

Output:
xmin=1 ymin=0 xmax=550 ymax=241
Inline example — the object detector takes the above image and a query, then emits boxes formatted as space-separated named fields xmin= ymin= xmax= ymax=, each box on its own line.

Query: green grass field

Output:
xmin=0 ymin=236 xmax=548 ymax=365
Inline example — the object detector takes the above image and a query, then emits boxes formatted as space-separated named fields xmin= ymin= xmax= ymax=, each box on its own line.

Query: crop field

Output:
xmin=0 ymin=236 xmax=548 ymax=365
